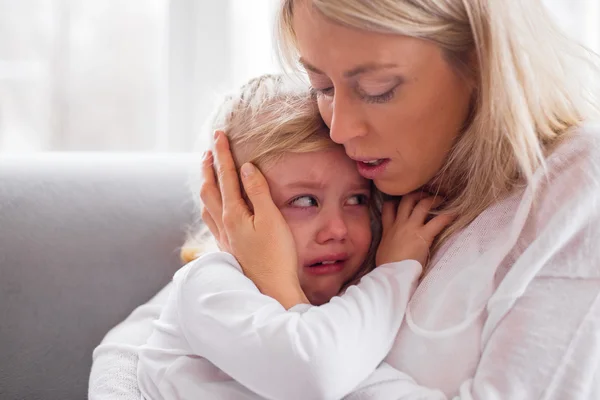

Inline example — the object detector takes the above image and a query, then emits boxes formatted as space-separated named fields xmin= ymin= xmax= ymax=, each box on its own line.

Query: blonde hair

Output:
xmin=182 ymin=74 xmax=382 ymax=284
xmin=277 ymin=0 xmax=600 ymax=264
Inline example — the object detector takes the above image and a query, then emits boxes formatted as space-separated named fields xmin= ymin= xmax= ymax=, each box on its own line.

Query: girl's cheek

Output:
xmin=346 ymin=211 xmax=373 ymax=241
xmin=280 ymin=207 xmax=318 ymax=222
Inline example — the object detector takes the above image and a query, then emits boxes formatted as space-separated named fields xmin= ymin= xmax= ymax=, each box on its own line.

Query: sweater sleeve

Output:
xmin=175 ymin=252 xmax=421 ymax=400
xmin=89 ymin=284 xmax=171 ymax=400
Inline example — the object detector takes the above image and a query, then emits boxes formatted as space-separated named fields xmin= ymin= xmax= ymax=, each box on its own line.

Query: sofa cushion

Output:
xmin=0 ymin=154 xmax=195 ymax=400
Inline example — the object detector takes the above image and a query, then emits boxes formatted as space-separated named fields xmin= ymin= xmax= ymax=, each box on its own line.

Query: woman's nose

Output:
xmin=328 ymin=92 xmax=368 ymax=145
xmin=316 ymin=211 xmax=349 ymax=244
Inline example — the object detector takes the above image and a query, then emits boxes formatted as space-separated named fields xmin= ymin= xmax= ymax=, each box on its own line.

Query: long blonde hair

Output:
xmin=182 ymin=74 xmax=382 ymax=280
xmin=276 ymin=0 xmax=600 ymax=261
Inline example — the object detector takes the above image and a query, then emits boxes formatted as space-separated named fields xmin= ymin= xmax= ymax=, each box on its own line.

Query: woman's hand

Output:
xmin=376 ymin=193 xmax=455 ymax=268
xmin=199 ymin=131 xmax=309 ymax=309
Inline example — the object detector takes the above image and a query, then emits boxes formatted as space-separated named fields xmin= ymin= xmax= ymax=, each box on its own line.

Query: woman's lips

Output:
xmin=356 ymin=158 xmax=391 ymax=179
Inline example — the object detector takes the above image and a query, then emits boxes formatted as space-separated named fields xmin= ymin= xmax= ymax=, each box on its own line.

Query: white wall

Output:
xmin=0 ymin=0 xmax=597 ymax=153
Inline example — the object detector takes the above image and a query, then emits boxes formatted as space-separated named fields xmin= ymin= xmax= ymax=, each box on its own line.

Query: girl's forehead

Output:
xmin=263 ymin=149 xmax=369 ymax=190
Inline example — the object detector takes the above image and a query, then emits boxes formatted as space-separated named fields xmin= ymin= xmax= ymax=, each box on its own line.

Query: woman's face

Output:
xmin=291 ymin=2 xmax=474 ymax=195
xmin=264 ymin=147 xmax=372 ymax=306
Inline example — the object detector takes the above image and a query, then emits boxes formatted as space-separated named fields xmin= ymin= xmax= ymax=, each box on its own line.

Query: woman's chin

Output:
xmin=373 ymin=169 xmax=424 ymax=196
xmin=373 ymin=176 xmax=408 ymax=196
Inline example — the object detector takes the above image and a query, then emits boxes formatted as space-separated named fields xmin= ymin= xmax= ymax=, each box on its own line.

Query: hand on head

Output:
xmin=199 ymin=131 xmax=309 ymax=308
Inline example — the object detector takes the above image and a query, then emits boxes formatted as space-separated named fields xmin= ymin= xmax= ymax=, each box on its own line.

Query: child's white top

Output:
xmin=139 ymin=124 xmax=600 ymax=400
xmin=137 ymin=253 xmax=422 ymax=400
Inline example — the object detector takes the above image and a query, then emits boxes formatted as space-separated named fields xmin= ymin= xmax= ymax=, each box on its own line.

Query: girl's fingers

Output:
xmin=409 ymin=196 xmax=443 ymax=225
xmin=381 ymin=201 xmax=396 ymax=231
xmin=423 ymin=213 xmax=456 ymax=239
xmin=396 ymin=192 xmax=426 ymax=222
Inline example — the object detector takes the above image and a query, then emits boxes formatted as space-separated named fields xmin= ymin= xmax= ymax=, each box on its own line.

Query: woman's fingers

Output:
xmin=199 ymin=150 xmax=224 ymax=234
xmin=213 ymin=131 xmax=246 ymax=212
xmin=240 ymin=163 xmax=277 ymax=221
xmin=200 ymin=204 xmax=220 ymax=242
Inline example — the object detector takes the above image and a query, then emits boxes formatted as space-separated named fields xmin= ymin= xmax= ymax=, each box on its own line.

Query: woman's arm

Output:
xmin=89 ymin=284 xmax=171 ymax=400
xmin=176 ymin=252 xmax=422 ymax=400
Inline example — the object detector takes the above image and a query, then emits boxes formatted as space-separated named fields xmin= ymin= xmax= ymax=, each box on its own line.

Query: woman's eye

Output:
xmin=358 ymin=86 xmax=398 ymax=104
xmin=290 ymin=195 xmax=318 ymax=208
xmin=346 ymin=194 xmax=369 ymax=206
xmin=311 ymin=87 xmax=334 ymax=98
xmin=356 ymin=79 xmax=403 ymax=104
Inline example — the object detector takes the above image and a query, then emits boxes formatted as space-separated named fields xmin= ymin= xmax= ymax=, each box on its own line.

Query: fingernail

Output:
xmin=241 ymin=163 xmax=255 ymax=178
xmin=201 ymin=150 xmax=208 ymax=160
xmin=214 ymin=130 xmax=220 ymax=140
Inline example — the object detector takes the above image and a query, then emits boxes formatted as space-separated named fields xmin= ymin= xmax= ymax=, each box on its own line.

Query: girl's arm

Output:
xmin=176 ymin=252 xmax=421 ymax=400
xmin=343 ymin=275 xmax=600 ymax=400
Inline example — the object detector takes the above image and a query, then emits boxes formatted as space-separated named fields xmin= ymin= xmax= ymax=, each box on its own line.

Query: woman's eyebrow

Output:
xmin=299 ymin=57 xmax=399 ymax=78
xmin=299 ymin=57 xmax=324 ymax=74
xmin=343 ymin=63 xmax=399 ymax=78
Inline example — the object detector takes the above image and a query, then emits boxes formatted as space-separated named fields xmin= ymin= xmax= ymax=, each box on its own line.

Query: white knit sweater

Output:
xmin=91 ymin=123 xmax=600 ymax=400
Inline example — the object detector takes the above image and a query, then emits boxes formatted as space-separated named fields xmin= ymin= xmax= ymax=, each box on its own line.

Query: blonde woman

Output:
xmin=200 ymin=1 xmax=600 ymax=399
xmin=134 ymin=74 xmax=453 ymax=399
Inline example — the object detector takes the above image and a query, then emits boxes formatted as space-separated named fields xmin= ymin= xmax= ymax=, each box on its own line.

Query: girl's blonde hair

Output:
xmin=182 ymin=74 xmax=382 ymax=284
xmin=276 ymin=0 xmax=600 ymax=263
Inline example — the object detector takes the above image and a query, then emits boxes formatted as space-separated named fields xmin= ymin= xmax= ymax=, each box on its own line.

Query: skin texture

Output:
xmin=292 ymin=1 xmax=474 ymax=195
xmin=263 ymin=147 xmax=372 ymax=305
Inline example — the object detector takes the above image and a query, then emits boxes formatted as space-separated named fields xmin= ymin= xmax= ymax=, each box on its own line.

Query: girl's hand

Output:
xmin=376 ymin=193 xmax=455 ymax=267
xmin=199 ymin=131 xmax=309 ymax=308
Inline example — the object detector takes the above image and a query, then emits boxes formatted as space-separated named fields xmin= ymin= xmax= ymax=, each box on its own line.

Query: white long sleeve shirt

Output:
xmin=138 ymin=123 xmax=600 ymax=400
xmin=137 ymin=255 xmax=422 ymax=400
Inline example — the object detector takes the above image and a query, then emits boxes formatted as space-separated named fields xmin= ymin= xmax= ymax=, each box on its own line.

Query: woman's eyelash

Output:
xmin=310 ymin=86 xmax=397 ymax=104
xmin=358 ymin=86 xmax=398 ymax=104
xmin=310 ymin=87 xmax=334 ymax=97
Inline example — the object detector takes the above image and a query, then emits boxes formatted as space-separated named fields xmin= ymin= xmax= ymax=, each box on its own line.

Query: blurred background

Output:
xmin=0 ymin=0 xmax=598 ymax=154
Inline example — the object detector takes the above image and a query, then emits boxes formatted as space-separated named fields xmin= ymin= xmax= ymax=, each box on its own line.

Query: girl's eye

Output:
xmin=346 ymin=194 xmax=369 ymax=206
xmin=290 ymin=195 xmax=318 ymax=208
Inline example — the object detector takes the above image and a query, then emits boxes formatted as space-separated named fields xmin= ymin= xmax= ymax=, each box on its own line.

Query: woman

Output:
xmin=199 ymin=0 xmax=600 ymax=398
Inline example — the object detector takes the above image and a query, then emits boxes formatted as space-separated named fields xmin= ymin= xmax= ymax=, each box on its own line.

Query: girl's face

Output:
xmin=264 ymin=147 xmax=373 ymax=305
xmin=291 ymin=1 xmax=474 ymax=195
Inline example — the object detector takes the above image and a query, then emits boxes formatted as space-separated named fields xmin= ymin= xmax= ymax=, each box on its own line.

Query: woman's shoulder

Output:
xmin=522 ymin=122 xmax=600 ymax=277
xmin=535 ymin=121 xmax=600 ymax=205
xmin=546 ymin=121 xmax=600 ymax=174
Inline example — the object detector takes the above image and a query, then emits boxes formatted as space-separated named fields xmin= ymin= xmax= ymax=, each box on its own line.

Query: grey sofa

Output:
xmin=0 ymin=154 xmax=196 ymax=400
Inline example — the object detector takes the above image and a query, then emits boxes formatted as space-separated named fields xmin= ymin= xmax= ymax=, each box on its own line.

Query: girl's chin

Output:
xmin=304 ymin=284 xmax=342 ymax=306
